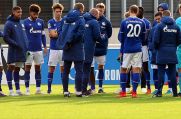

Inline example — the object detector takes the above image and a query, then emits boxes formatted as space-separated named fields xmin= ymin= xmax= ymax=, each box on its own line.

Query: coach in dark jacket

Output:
xmin=4 ymin=15 xmax=28 ymax=64
xmin=60 ymin=3 xmax=85 ymax=97
xmin=153 ymin=10 xmax=181 ymax=97
xmin=3 ymin=6 xmax=28 ymax=95
xmin=82 ymin=9 xmax=102 ymax=95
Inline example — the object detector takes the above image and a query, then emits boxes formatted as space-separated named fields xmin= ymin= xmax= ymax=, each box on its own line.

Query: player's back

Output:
xmin=122 ymin=16 xmax=145 ymax=53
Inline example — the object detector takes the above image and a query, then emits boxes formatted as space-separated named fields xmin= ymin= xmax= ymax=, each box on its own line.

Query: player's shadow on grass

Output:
xmin=0 ymin=93 xmax=180 ymax=106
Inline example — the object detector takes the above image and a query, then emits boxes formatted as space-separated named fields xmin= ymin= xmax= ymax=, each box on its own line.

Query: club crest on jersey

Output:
xmin=21 ymin=24 xmax=25 ymax=30
xmin=37 ymin=22 xmax=41 ymax=26
xmin=102 ymin=22 xmax=106 ymax=26
xmin=48 ymin=23 xmax=51 ymax=29
xmin=85 ymin=24 xmax=89 ymax=27
xmin=163 ymin=25 xmax=177 ymax=33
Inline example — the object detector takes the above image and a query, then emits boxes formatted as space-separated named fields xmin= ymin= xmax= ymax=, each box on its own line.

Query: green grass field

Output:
xmin=0 ymin=85 xmax=181 ymax=119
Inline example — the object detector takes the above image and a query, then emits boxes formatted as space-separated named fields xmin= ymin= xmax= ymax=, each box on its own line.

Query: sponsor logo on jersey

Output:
xmin=29 ymin=27 xmax=42 ymax=33
xmin=163 ymin=25 xmax=177 ymax=33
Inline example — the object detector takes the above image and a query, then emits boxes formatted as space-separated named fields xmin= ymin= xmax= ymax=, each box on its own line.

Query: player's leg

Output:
xmin=34 ymin=51 xmax=44 ymax=94
xmin=14 ymin=62 xmax=24 ymax=96
xmin=165 ymin=67 xmax=173 ymax=95
xmin=154 ymin=64 xmax=166 ymax=97
xmin=143 ymin=61 xmax=151 ymax=94
xmin=74 ymin=61 xmax=83 ymax=97
xmin=96 ymin=56 xmax=106 ymax=93
xmin=47 ymin=66 xmax=55 ymax=94
xmin=167 ymin=64 xmax=177 ymax=97
xmin=59 ymin=50 xmax=64 ymax=79
xmin=6 ymin=64 xmax=15 ymax=96
xmin=62 ymin=60 xmax=72 ymax=97
xmin=151 ymin=65 xmax=159 ymax=94
xmin=119 ymin=53 xmax=132 ymax=97
xmin=131 ymin=52 xmax=142 ymax=98
xmin=141 ymin=68 xmax=146 ymax=93
xmin=126 ymin=69 xmax=131 ymax=93
xmin=89 ymin=59 xmax=95 ymax=92
xmin=47 ymin=49 xmax=59 ymax=94
xmin=82 ymin=62 xmax=92 ymax=96
xmin=141 ymin=46 xmax=150 ymax=93
xmin=24 ymin=51 xmax=33 ymax=95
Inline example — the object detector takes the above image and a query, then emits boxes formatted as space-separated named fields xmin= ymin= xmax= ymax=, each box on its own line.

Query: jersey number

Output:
xmin=127 ymin=24 xmax=141 ymax=37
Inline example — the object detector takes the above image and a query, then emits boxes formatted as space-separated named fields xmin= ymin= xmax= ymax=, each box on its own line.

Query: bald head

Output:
xmin=89 ymin=8 xmax=99 ymax=19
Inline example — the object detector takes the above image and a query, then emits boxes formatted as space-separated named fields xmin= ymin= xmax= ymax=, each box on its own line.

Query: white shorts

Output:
xmin=122 ymin=52 xmax=142 ymax=68
xmin=151 ymin=64 xmax=158 ymax=69
xmin=10 ymin=62 xmax=24 ymax=68
xmin=25 ymin=51 xmax=44 ymax=65
xmin=142 ymin=46 xmax=149 ymax=62
xmin=151 ymin=64 xmax=168 ymax=69
xmin=91 ymin=55 xmax=106 ymax=67
xmin=48 ymin=49 xmax=63 ymax=66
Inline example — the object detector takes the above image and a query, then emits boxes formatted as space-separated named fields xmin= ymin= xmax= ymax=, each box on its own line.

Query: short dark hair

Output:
xmin=137 ymin=7 xmax=144 ymax=19
xmin=96 ymin=3 xmax=105 ymax=9
xmin=29 ymin=4 xmax=41 ymax=13
xmin=155 ymin=12 xmax=162 ymax=17
xmin=162 ymin=10 xmax=171 ymax=17
xmin=129 ymin=5 xmax=139 ymax=14
xmin=12 ymin=6 xmax=22 ymax=12
xmin=74 ymin=2 xmax=84 ymax=11
xmin=52 ymin=3 xmax=64 ymax=11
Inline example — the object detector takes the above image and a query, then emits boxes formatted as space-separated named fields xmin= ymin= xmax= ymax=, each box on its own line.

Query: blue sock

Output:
xmin=24 ymin=71 xmax=30 ymax=88
xmin=132 ymin=73 xmax=140 ymax=92
xmin=98 ymin=69 xmax=104 ymax=88
xmin=91 ymin=85 xmax=95 ymax=90
xmin=35 ymin=71 xmax=41 ymax=88
xmin=168 ymin=80 xmax=172 ymax=89
xmin=153 ymin=69 xmax=158 ymax=89
xmin=144 ymin=72 xmax=151 ymax=89
xmin=120 ymin=73 xmax=127 ymax=92
xmin=178 ymin=73 xmax=181 ymax=93
xmin=48 ymin=72 xmax=53 ymax=92
xmin=14 ymin=71 xmax=20 ymax=90
xmin=0 ymin=72 xmax=2 ymax=91
xmin=6 ymin=70 xmax=13 ymax=90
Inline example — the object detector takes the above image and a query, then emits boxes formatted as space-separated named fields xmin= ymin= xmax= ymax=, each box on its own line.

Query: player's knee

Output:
xmin=14 ymin=67 xmax=20 ymax=72
xmin=0 ymin=66 xmax=3 ymax=72
xmin=121 ymin=68 xmax=127 ymax=73
xmin=35 ymin=65 xmax=41 ymax=71
xmin=60 ymin=66 xmax=64 ymax=73
xmin=98 ymin=64 xmax=104 ymax=69
xmin=49 ymin=66 xmax=55 ymax=73
xmin=8 ymin=65 xmax=15 ymax=71
xmin=132 ymin=67 xmax=141 ymax=73
xmin=25 ymin=65 xmax=31 ymax=71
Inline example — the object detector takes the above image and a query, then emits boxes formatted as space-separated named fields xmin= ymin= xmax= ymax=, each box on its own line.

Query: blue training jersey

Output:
xmin=24 ymin=17 xmax=46 ymax=52
xmin=48 ymin=18 xmax=63 ymax=50
xmin=118 ymin=16 xmax=146 ymax=53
